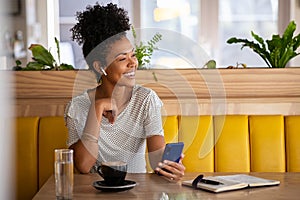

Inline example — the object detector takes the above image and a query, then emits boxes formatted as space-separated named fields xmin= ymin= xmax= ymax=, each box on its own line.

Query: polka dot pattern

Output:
xmin=64 ymin=85 xmax=164 ymax=173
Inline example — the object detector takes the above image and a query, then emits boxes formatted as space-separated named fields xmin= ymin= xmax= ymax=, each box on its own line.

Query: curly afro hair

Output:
xmin=71 ymin=2 xmax=131 ymax=59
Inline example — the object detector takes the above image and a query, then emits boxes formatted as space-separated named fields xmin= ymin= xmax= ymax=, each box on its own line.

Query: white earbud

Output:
xmin=101 ymin=68 xmax=107 ymax=76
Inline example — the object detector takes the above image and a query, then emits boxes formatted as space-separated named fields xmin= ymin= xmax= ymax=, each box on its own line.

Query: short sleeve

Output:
xmin=144 ymin=90 xmax=164 ymax=137
xmin=64 ymin=92 xmax=90 ymax=146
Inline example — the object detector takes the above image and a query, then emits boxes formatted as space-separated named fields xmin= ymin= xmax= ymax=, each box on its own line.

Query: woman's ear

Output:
xmin=93 ymin=61 xmax=102 ymax=74
xmin=93 ymin=61 xmax=107 ymax=76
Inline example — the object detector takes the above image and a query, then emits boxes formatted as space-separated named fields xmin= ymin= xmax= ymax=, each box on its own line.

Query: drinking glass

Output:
xmin=54 ymin=149 xmax=74 ymax=199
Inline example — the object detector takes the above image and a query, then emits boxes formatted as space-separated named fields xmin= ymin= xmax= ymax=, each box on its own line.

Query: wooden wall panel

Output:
xmin=11 ymin=68 xmax=300 ymax=117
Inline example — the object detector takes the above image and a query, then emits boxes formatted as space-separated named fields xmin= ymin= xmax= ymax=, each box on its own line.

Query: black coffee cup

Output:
xmin=97 ymin=161 xmax=127 ymax=186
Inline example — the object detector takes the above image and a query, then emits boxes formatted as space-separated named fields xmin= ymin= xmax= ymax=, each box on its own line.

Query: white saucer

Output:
xmin=93 ymin=180 xmax=136 ymax=192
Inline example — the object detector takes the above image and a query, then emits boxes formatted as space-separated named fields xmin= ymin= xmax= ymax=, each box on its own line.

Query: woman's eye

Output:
xmin=117 ymin=57 xmax=126 ymax=61
xmin=132 ymin=53 xmax=136 ymax=58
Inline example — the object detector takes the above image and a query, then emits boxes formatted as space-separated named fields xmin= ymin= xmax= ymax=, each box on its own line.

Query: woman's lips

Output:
xmin=123 ymin=71 xmax=135 ymax=78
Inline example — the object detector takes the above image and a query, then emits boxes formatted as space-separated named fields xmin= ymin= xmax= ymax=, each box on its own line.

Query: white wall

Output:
xmin=36 ymin=0 xmax=60 ymax=60
xmin=290 ymin=0 xmax=300 ymax=66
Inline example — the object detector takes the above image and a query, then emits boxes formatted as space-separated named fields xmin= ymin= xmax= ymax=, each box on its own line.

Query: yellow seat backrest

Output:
xmin=146 ymin=115 xmax=178 ymax=172
xmin=285 ymin=116 xmax=300 ymax=172
xmin=15 ymin=117 xmax=39 ymax=200
xmin=162 ymin=115 xmax=179 ymax=143
xmin=214 ymin=115 xmax=250 ymax=172
xmin=179 ymin=116 xmax=214 ymax=172
xmin=249 ymin=115 xmax=285 ymax=172
xmin=38 ymin=117 xmax=68 ymax=188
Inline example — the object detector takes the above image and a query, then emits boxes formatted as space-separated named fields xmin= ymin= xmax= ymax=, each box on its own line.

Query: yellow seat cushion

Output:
xmin=15 ymin=117 xmax=39 ymax=200
xmin=214 ymin=115 xmax=250 ymax=172
xmin=285 ymin=116 xmax=300 ymax=172
xmin=38 ymin=117 xmax=68 ymax=188
xmin=179 ymin=116 xmax=214 ymax=172
xmin=249 ymin=115 xmax=285 ymax=172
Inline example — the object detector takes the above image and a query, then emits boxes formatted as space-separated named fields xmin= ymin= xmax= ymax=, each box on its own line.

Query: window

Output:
xmin=59 ymin=0 xmax=295 ymax=68
xmin=218 ymin=0 xmax=278 ymax=67
xmin=140 ymin=0 xmax=280 ymax=68
xmin=140 ymin=0 xmax=202 ymax=68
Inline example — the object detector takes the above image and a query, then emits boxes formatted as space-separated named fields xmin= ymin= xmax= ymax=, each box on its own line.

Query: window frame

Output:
xmin=54 ymin=0 xmax=299 ymax=68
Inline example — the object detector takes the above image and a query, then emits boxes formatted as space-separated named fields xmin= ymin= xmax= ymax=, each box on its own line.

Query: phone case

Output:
xmin=162 ymin=142 xmax=184 ymax=163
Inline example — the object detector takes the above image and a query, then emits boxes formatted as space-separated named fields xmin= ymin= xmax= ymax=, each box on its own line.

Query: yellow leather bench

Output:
xmin=285 ymin=116 xmax=300 ymax=172
xmin=38 ymin=117 xmax=68 ymax=188
xmin=15 ymin=117 xmax=39 ymax=200
xmin=179 ymin=116 xmax=214 ymax=172
xmin=249 ymin=115 xmax=285 ymax=172
xmin=15 ymin=117 xmax=68 ymax=200
xmin=214 ymin=115 xmax=250 ymax=172
xmin=15 ymin=115 xmax=300 ymax=199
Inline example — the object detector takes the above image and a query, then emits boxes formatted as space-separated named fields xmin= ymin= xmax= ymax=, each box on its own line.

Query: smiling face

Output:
xmin=101 ymin=37 xmax=138 ymax=88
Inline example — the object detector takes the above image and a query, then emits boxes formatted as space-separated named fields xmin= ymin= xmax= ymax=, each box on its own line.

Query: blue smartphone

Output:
xmin=162 ymin=142 xmax=184 ymax=163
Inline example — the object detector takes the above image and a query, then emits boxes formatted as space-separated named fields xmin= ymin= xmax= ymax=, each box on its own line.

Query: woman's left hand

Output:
xmin=155 ymin=155 xmax=186 ymax=183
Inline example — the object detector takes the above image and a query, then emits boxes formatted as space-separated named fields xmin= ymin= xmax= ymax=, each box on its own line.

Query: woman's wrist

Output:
xmin=81 ymin=132 xmax=99 ymax=143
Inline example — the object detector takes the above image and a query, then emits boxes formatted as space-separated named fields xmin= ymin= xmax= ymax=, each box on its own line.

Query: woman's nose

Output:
xmin=128 ymin=56 xmax=137 ymax=68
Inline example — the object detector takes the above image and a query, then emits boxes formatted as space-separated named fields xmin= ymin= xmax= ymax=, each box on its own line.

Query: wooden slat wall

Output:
xmin=12 ymin=68 xmax=300 ymax=117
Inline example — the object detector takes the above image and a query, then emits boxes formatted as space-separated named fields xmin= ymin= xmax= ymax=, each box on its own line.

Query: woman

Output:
xmin=64 ymin=3 xmax=185 ymax=182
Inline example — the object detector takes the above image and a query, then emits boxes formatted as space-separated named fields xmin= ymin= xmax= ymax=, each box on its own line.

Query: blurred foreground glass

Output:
xmin=54 ymin=149 xmax=74 ymax=199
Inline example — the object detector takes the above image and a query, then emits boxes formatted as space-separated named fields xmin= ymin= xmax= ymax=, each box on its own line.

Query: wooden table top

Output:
xmin=33 ymin=172 xmax=300 ymax=200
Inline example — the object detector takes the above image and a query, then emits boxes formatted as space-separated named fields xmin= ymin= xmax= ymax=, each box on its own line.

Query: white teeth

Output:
xmin=124 ymin=71 xmax=135 ymax=76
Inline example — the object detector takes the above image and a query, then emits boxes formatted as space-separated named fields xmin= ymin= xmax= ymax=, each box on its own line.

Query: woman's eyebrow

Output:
xmin=114 ymin=48 xmax=135 ymax=58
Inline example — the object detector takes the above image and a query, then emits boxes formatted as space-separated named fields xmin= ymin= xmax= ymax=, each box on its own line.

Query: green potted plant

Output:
xmin=131 ymin=26 xmax=162 ymax=69
xmin=131 ymin=27 xmax=218 ymax=70
xmin=13 ymin=37 xmax=74 ymax=70
xmin=131 ymin=26 xmax=163 ymax=81
xmin=227 ymin=20 xmax=300 ymax=68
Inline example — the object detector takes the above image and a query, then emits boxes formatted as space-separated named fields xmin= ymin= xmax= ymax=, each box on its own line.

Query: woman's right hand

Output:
xmin=94 ymin=98 xmax=118 ymax=124
xmin=72 ymin=97 xmax=118 ymax=173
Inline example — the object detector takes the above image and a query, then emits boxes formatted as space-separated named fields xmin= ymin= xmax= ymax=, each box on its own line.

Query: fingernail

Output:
xmin=158 ymin=162 xmax=163 ymax=167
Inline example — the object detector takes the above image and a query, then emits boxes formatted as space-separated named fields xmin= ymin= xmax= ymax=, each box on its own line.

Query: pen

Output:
xmin=192 ymin=174 xmax=223 ymax=189
xmin=200 ymin=178 xmax=223 ymax=185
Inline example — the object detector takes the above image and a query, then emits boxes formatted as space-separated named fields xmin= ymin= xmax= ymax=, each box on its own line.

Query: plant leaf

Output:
xmin=251 ymin=31 xmax=266 ymax=50
xmin=282 ymin=21 xmax=296 ymax=45
xmin=25 ymin=61 xmax=46 ymax=70
xmin=28 ymin=44 xmax=55 ymax=67
xmin=227 ymin=37 xmax=272 ymax=67
xmin=292 ymin=33 xmax=300 ymax=51
xmin=55 ymin=37 xmax=61 ymax=64
xmin=15 ymin=60 xmax=22 ymax=66
xmin=203 ymin=60 xmax=216 ymax=69
xmin=59 ymin=63 xmax=74 ymax=70
xmin=227 ymin=20 xmax=300 ymax=68
xmin=278 ymin=46 xmax=297 ymax=68
xmin=266 ymin=35 xmax=281 ymax=52
xmin=133 ymin=29 xmax=162 ymax=67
